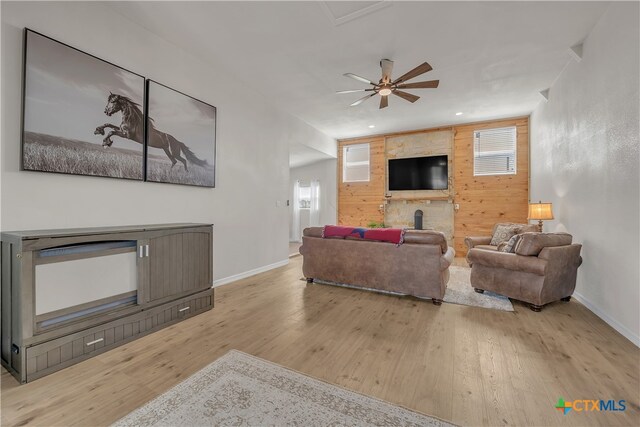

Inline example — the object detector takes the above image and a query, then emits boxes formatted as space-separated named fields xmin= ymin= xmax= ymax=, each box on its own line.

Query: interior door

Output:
xmin=145 ymin=231 xmax=211 ymax=304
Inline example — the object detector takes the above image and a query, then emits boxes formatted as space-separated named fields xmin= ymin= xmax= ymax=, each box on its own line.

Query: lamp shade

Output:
xmin=528 ymin=202 xmax=554 ymax=220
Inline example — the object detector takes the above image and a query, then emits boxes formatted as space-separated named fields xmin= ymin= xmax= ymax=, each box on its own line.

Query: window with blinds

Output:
xmin=342 ymin=143 xmax=370 ymax=182
xmin=473 ymin=126 xmax=517 ymax=176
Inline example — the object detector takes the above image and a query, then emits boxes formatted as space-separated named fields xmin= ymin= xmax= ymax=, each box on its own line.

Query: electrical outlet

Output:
xmin=276 ymin=200 xmax=282 ymax=207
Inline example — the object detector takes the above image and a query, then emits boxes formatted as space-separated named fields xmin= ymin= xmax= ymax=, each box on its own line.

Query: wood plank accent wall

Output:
xmin=453 ymin=117 xmax=529 ymax=255
xmin=337 ymin=137 xmax=385 ymax=226
xmin=338 ymin=116 xmax=529 ymax=255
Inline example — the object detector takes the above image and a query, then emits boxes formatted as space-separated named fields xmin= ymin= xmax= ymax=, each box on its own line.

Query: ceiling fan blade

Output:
xmin=380 ymin=59 xmax=394 ymax=83
xmin=350 ymin=93 xmax=376 ymax=107
xmin=336 ymin=89 xmax=373 ymax=94
xmin=344 ymin=73 xmax=376 ymax=85
xmin=392 ymin=90 xmax=420 ymax=103
xmin=379 ymin=95 xmax=388 ymax=109
xmin=395 ymin=80 xmax=439 ymax=89
xmin=392 ymin=62 xmax=433 ymax=85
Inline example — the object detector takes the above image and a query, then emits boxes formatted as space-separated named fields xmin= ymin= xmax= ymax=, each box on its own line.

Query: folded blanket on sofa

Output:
xmin=322 ymin=225 xmax=405 ymax=245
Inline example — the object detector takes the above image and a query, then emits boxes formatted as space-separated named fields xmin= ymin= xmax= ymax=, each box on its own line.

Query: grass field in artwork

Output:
xmin=23 ymin=131 xmax=143 ymax=180
xmin=146 ymin=151 xmax=215 ymax=187
xmin=24 ymin=131 xmax=214 ymax=186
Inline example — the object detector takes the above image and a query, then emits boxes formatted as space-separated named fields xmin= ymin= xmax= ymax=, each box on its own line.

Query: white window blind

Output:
xmin=343 ymin=143 xmax=370 ymax=182
xmin=473 ymin=126 xmax=517 ymax=176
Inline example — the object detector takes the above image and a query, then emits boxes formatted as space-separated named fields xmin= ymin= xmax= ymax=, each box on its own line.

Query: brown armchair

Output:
xmin=465 ymin=222 xmax=539 ymax=267
xmin=465 ymin=222 xmax=539 ymax=253
xmin=467 ymin=232 xmax=582 ymax=311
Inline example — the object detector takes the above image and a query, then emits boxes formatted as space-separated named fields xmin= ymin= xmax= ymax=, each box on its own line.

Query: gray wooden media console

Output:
xmin=1 ymin=223 xmax=213 ymax=383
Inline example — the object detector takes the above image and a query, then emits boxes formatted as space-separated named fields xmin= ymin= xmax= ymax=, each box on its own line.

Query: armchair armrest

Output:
xmin=538 ymin=245 xmax=583 ymax=269
xmin=440 ymin=247 xmax=455 ymax=270
xmin=467 ymin=248 xmax=547 ymax=276
xmin=465 ymin=236 xmax=492 ymax=251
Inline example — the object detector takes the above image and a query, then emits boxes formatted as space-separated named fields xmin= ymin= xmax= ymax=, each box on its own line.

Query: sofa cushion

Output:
xmin=492 ymin=222 xmax=539 ymax=235
xmin=519 ymin=224 xmax=539 ymax=233
xmin=490 ymin=224 xmax=522 ymax=246
xmin=501 ymin=234 xmax=522 ymax=253
xmin=514 ymin=232 xmax=573 ymax=256
xmin=403 ymin=230 xmax=448 ymax=253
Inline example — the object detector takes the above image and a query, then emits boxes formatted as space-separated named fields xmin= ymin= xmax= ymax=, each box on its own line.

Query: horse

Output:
xmin=95 ymin=92 xmax=207 ymax=171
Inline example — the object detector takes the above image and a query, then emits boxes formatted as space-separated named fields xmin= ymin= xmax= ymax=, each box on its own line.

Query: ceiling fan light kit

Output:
xmin=338 ymin=59 xmax=439 ymax=109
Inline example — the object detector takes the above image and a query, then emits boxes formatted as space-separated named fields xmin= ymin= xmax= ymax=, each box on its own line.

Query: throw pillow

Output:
xmin=490 ymin=224 xmax=521 ymax=246
xmin=501 ymin=234 xmax=521 ymax=253
xmin=514 ymin=232 xmax=573 ymax=256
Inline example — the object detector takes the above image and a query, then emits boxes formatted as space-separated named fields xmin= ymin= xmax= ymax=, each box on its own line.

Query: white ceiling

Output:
xmin=289 ymin=143 xmax=336 ymax=169
xmin=108 ymin=1 xmax=609 ymax=141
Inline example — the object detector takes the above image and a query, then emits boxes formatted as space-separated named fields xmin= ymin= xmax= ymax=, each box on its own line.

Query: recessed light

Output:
xmin=455 ymin=112 xmax=463 ymax=116
xmin=368 ymin=125 xmax=375 ymax=128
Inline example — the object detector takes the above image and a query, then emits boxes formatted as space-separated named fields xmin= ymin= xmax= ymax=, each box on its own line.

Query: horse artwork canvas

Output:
xmin=145 ymin=81 xmax=216 ymax=187
xmin=22 ymin=29 xmax=145 ymax=180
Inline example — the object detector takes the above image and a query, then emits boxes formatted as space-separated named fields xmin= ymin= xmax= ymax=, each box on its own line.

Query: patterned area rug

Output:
xmin=113 ymin=350 xmax=454 ymax=427
xmin=444 ymin=266 xmax=514 ymax=311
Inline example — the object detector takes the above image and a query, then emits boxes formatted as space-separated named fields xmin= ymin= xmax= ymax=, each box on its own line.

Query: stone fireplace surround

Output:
xmin=384 ymin=129 xmax=454 ymax=246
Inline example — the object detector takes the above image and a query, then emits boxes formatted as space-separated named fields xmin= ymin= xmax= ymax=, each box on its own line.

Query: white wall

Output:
xmin=289 ymin=159 xmax=337 ymax=241
xmin=0 ymin=1 xmax=334 ymax=282
xmin=530 ymin=3 xmax=639 ymax=346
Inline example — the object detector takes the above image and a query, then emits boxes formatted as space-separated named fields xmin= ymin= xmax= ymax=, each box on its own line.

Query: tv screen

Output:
xmin=388 ymin=155 xmax=448 ymax=191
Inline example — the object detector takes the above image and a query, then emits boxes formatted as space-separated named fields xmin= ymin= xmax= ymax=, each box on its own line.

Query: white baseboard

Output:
xmin=572 ymin=292 xmax=640 ymax=347
xmin=212 ymin=259 xmax=289 ymax=288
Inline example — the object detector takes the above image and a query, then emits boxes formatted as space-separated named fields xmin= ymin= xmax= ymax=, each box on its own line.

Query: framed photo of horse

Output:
xmin=145 ymin=80 xmax=216 ymax=187
xmin=22 ymin=29 xmax=146 ymax=180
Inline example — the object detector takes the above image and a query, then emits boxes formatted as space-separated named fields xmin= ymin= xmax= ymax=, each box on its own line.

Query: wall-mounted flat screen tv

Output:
xmin=388 ymin=155 xmax=448 ymax=191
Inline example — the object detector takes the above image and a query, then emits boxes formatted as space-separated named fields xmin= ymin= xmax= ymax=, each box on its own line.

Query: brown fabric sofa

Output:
xmin=300 ymin=227 xmax=455 ymax=304
xmin=467 ymin=232 xmax=582 ymax=311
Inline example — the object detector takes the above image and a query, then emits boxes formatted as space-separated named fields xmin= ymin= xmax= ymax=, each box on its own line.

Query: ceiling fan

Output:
xmin=338 ymin=59 xmax=439 ymax=109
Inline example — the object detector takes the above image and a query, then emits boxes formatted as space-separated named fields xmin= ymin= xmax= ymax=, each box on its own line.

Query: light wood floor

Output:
xmin=2 ymin=257 xmax=639 ymax=426
xmin=289 ymin=241 xmax=302 ymax=257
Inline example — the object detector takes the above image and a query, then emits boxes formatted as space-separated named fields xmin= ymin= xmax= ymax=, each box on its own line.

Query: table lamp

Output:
xmin=528 ymin=201 xmax=554 ymax=232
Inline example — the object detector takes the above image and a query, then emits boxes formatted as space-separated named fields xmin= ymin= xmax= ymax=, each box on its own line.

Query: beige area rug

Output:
xmin=444 ymin=266 xmax=514 ymax=312
xmin=113 ymin=350 xmax=454 ymax=427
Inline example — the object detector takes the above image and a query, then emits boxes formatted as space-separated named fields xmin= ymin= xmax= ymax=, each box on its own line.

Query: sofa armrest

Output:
xmin=465 ymin=236 xmax=492 ymax=251
xmin=440 ymin=247 xmax=455 ymax=270
xmin=303 ymin=227 xmax=323 ymax=238
xmin=467 ymin=248 xmax=547 ymax=276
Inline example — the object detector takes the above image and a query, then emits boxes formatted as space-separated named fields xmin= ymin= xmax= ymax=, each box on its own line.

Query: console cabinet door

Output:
xmin=145 ymin=230 xmax=211 ymax=304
